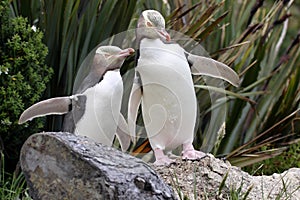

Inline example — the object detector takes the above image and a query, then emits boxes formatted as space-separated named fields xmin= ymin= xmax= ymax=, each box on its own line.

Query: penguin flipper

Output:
xmin=62 ymin=95 xmax=87 ymax=133
xmin=187 ymin=53 xmax=240 ymax=87
xmin=116 ymin=113 xmax=131 ymax=151
xmin=18 ymin=96 xmax=72 ymax=124
xmin=128 ymin=73 xmax=143 ymax=143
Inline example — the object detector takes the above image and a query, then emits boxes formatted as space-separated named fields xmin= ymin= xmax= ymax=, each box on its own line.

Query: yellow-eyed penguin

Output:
xmin=128 ymin=10 xmax=239 ymax=165
xmin=19 ymin=46 xmax=134 ymax=151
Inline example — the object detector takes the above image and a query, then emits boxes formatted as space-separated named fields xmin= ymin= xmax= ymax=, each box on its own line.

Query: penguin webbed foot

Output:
xmin=182 ymin=143 xmax=206 ymax=160
xmin=166 ymin=151 xmax=180 ymax=159
xmin=182 ymin=150 xmax=207 ymax=160
xmin=153 ymin=148 xmax=176 ymax=166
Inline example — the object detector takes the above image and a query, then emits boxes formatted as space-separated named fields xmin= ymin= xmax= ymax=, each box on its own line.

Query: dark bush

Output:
xmin=0 ymin=0 xmax=52 ymax=171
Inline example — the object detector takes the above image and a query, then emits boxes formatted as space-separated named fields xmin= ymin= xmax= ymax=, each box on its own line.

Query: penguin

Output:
xmin=128 ymin=10 xmax=239 ymax=165
xmin=19 ymin=46 xmax=134 ymax=151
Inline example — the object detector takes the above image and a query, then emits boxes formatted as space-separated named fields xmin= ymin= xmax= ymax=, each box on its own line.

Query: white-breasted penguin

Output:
xmin=128 ymin=10 xmax=239 ymax=165
xmin=19 ymin=46 xmax=134 ymax=151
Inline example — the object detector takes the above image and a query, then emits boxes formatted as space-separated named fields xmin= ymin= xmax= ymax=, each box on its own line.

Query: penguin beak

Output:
xmin=156 ymin=29 xmax=171 ymax=42
xmin=118 ymin=48 xmax=135 ymax=57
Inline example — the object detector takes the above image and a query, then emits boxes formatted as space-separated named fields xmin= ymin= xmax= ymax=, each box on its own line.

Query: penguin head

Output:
xmin=137 ymin=10 xmax=171 ymax=42
xmin=93 ymin=46 xmax=134 ymax=72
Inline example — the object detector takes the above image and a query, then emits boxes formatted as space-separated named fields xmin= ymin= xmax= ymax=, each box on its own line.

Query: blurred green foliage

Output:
xmin=0 ymin=0 xmax=52 ymax=171
xmin=5 ymin=0 xmax=300 ymax=174
xmin=244 ymin=140 xmax=300 ymax=175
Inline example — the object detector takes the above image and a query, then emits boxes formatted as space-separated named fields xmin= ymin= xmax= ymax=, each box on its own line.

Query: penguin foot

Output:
xmin=182 ymin=143 xmax=206 ymax=160
xmin=166 ymin=151 xmax=180 ymax=159
xmin=153 ymin=148 xmax=176 ymax=166
xmin=182 ymin=150 xmax=206 ymax=160
xmin=153 ymin=157 xmax=175 ymax=166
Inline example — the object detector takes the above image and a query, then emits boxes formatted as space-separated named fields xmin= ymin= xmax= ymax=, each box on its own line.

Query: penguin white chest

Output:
xmin=137 ymin=38 xmax=197 ymax=150
xmin=75 ymin=70 xmax=123 ymax=145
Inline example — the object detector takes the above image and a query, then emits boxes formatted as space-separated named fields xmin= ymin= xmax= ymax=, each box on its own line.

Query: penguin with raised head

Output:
xmin=19 ymin=46 xmax=134 ymax=151
xmin=128 ymin=10 xmax=239 ymax=165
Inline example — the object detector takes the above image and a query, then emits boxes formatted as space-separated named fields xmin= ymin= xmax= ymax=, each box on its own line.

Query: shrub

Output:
xmin=244 ymin=141 xmax=300 ymax=175
xmin=0 ymin=0 xmax=52 ymax=171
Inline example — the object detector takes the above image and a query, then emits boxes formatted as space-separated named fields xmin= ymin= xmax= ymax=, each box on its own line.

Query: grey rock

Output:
xmin=20 ymin=132 xmax=176 ymax=200
xmin=152 ymin=154 xmax=300 ymax=200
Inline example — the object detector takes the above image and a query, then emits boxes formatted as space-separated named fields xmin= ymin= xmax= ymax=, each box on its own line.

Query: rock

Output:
xmin=20 ymin=132 xmax=176 ymax=200
xmin=152 ymin=154 xmax=300 ymax=200
xmin=20 ymin=132 xmax=300 ymax=200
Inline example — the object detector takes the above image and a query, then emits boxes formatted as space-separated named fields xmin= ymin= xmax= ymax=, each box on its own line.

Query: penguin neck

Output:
xmin=139 ymin=38 xmax=183 ymax=55
xmin=98 ymin=67 xmax=119 ymax=79
xmin=103 ymin=68 xmax=120 ymax=76
xmin=135 ymin=37 xmax=180 ymax=68
xmin=138 ymin=38 xmax=188 ymax=69
xmin=137 ymin=37 xmax=164 ymax=49
xmin=75 ymin=71 xmax=101 ymax=94
xmin=75 ymin=69 xmax=120 ymax=94
xmin=140 ymin=38 xmax=162 ymax=47
xmin=136 ymin=38 xmax=163 ymax=63
xmin=101 ymin=69 xmax=121 ymax=83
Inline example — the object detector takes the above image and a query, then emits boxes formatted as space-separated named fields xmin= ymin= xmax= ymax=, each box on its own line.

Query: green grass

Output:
xmin=0 ymin=153 xmax=32 ymax=200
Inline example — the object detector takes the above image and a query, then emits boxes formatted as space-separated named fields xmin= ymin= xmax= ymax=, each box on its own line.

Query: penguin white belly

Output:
xmin=138 ymin=38 xmax=197 ymax=150
xmin=75 ymin=70 xmax=123 ymax=146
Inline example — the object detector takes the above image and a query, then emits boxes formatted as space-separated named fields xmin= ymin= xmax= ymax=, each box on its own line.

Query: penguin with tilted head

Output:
xmin=128 ymin=10 xmax=239 ymax=165
xmin=19 ymin=46 xmax=134 ymax=151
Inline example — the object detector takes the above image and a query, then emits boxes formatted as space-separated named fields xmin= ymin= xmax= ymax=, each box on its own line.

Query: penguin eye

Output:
xmin=146 ymin=21 xmax=153 ymax=27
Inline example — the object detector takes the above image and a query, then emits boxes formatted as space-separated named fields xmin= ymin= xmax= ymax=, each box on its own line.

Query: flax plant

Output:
xmin=10 ymin=0 xmax=300 ymax=168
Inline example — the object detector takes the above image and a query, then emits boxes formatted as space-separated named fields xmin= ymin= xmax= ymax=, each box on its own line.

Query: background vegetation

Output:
xmin=0 ymin=0 xmax=52 ymax=173
xmin=1 ymin=0 xmax=300 ymax=198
